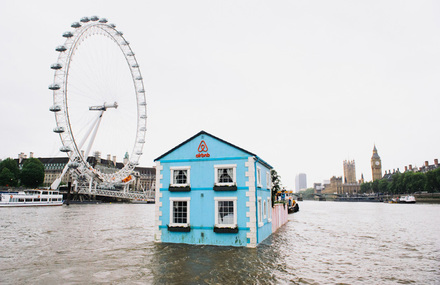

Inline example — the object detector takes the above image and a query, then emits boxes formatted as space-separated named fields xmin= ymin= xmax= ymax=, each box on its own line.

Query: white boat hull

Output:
xmin=0 ymin=190 xmax=63 ymax=207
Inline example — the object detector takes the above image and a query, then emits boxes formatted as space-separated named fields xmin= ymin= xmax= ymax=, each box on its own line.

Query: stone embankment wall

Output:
xmin=272 ymin=203 xmax=288 ymax=232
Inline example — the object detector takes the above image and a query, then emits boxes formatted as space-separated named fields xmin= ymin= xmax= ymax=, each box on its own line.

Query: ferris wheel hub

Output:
xmin=89 ymin=102 xmax=118 ymax=111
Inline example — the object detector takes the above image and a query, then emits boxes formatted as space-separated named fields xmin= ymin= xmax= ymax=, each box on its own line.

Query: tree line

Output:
xmin=360 ymin=168 xmax=440 ymax=194
xmin=0 ymin=158 xmax=45 ymax=188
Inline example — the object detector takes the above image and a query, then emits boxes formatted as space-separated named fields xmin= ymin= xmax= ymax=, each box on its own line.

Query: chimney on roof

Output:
xmin=113 ymin=156 xmax=116 ymax=166
xmin=435 ymin=159 xmax=438 ymax=166
xmin=425 ymin=161 xmax=429 ymax=167
xmin=94 ymin=151 xmax=101 ymax=163
xmin=107 ymin=154 xmax=111 ymax=162
xmin=81 ymin=150 xmax=85 ymax=158
xmin=29 ymin=152 xmax=34 ymax=158
xmin=409 ymin=164 xmax=412 ymax=170
xmin=404 ymin=166 xmax=408 ymax=172
xmin=18 ymin=152 xmax=26 ymax=164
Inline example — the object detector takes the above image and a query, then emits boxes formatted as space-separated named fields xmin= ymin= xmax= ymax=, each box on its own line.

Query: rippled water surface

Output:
xmin=1 ymin=201 xmax=439 ymax=284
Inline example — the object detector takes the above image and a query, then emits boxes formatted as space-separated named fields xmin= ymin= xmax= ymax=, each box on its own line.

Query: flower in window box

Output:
xmin=213 ymin=225 xmax=239 ymax=233
xmin=213 ymin=184 xmax=237 ymax=191
xmin=167 ymin=225 xmax=191 ymax=232
xmin=168 ymin=185 xmax=191 ymax=192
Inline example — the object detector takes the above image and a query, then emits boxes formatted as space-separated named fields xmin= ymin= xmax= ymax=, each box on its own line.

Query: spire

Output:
xmin=372 ymin=145 xmax=380 ymax=159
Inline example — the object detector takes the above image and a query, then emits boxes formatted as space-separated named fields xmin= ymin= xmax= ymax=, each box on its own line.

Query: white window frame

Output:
xmin=170 ymin=166 xmax=191 ymax=187
xmin=214 ymin=197 xmax=237 ymax=228
xmin=266 ymin=171 xmax=271 ymax=189
xmin=169 ymin=197 xmax=191 ymax=227
xmin=257 ymin=167 xmax=262 ymax=188
xmin=214 ymin=164 xmax=237 ymax=186
xmin=258 ymin=197 xmax=263 ymax=227
xmin=263 ymin=199 xmax=267 ymax=219
xmin=267 ymin=197 xmax=272 ymax=222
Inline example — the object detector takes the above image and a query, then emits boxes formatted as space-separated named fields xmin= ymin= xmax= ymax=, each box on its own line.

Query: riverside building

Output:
xmin=154 ymin=131 xmax=277 ymax=247
xmin=15 ymin=152 xmax=155 ymax=191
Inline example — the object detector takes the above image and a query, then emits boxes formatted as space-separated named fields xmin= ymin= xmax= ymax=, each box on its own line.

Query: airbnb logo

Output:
xmin=198 ymin=140 xmax=208 ymax=152
xmin=196 ymin=140 xmax=210 ymax=158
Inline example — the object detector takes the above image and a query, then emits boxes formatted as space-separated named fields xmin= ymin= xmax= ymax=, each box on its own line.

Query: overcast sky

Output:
xmin=1 ymin=1 xmax=439 ymax=189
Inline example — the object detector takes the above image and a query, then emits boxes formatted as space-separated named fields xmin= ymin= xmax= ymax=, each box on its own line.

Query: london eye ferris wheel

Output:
xmin=49 ymin=16 xmax=147 ymax=190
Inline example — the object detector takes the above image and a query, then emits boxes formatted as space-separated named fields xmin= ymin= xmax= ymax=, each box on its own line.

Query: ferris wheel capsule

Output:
xmin=49 ymin=84 xmax=60 ymax=90
xmin=80 ymin=17 xmax=90 ymax=23
xmin=63 ymin=31 xmax=73 ymax=38
xmin=99 ymin=18 xmax=108 ymax=23
xmin=90 ymin=15 xmax=99 ymax=21
xmin=109 ymin=23 xmax=116 ymax=28
xmin=49 ymin=105 xmax=61 ymax=112
xmin=60 ymin=146 xmax=71 ymax=152
xmin=56 ymin=45 xmax=67 ymax=52
xmin=68 ymin=161 xmax=80 ymax=169
xmin=53 ymin=126 xmax=65 ymax=133
xmin=71 ymin=22 xmax=81 ymax=28
xmin=51 ymin=63 xmax=62 ymax=70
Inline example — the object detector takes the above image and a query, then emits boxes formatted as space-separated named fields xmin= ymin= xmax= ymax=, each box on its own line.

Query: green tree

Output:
xmin=360 ymin=182 xmax=372 ymax=194
xmin=425 ymin=168 xmax=440 ymax=193
xmin=0 ymin=168 xmax=16 ymax=186
xmin=20 ymin=158 xmax=45 ymax=188
xmin=372 ymin=180 xmax=380 ymax=193
xmin=389 ymin=172 xmax=401 ymax=195
xmin=408 ymin=172 xmax=426 ymax=193
xmin=299 ymin=188 xmax=315 ymax=200
xmin=0 ymin=158 xmax=19 ymax=186
xmin=271 ymin=169 xmax=282 ymax=206
xmin=378 ymin=179 xmax=389 ymax=194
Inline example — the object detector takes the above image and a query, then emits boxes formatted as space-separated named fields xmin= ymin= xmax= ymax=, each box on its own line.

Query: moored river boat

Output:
xmin=0 ymin=189 xmax=63 ymax=207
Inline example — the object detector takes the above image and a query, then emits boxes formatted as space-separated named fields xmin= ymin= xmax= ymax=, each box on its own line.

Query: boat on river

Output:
xmin=397 ymin=195 xmax=416 ymax=204
xmin=0 ymin=189 xmax=63 ymax=207
xmin=388 ymin=195 xmax=416 ymax=204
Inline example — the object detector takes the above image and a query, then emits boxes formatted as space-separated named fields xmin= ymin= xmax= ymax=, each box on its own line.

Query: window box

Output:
xmin=167 ymin=225 xmax=191 ymax=232
xmin=214 ymin=226 xmax=238 ymax=233
xmin=169 ymin=186 xmax=191 ymax=192
xmin=213 ymin=185 xmax=237 ymax=191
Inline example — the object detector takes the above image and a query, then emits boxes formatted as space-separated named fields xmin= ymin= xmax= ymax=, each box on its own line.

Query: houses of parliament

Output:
xmin=321 ymin=145 xmax=382 ymax=195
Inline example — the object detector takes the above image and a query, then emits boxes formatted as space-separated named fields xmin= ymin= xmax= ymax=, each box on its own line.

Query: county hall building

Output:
xmin=154 ymin=131 xmax=273 ymax=247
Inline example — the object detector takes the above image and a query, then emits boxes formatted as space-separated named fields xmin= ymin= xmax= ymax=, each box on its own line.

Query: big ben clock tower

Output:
xmin=371 ymin=145 xmax=382 ymax=181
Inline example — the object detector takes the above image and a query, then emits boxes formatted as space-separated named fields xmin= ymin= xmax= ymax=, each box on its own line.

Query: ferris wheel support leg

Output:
xmin=84 ymin=110 xmax=105 ymax=161
xmin=77 ymin=111 xmax=105 ymax=157
xmin=51 ymin=162 xmax=71 ymax=190
xmin=88 ymin=176 xmax=93 ymax=193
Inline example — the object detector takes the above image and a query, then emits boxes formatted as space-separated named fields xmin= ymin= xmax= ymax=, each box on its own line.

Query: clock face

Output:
xmin=375 ymin=161 xmax=380 ymax=166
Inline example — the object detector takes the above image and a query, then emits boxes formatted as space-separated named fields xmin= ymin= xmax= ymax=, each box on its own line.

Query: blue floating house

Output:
xmin=154 ymin=131 xmax=274 ymax=247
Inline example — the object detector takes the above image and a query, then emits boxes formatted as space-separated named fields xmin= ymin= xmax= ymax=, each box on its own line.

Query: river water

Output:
xmin=1 ymin=201 xmax=439 ymax=284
